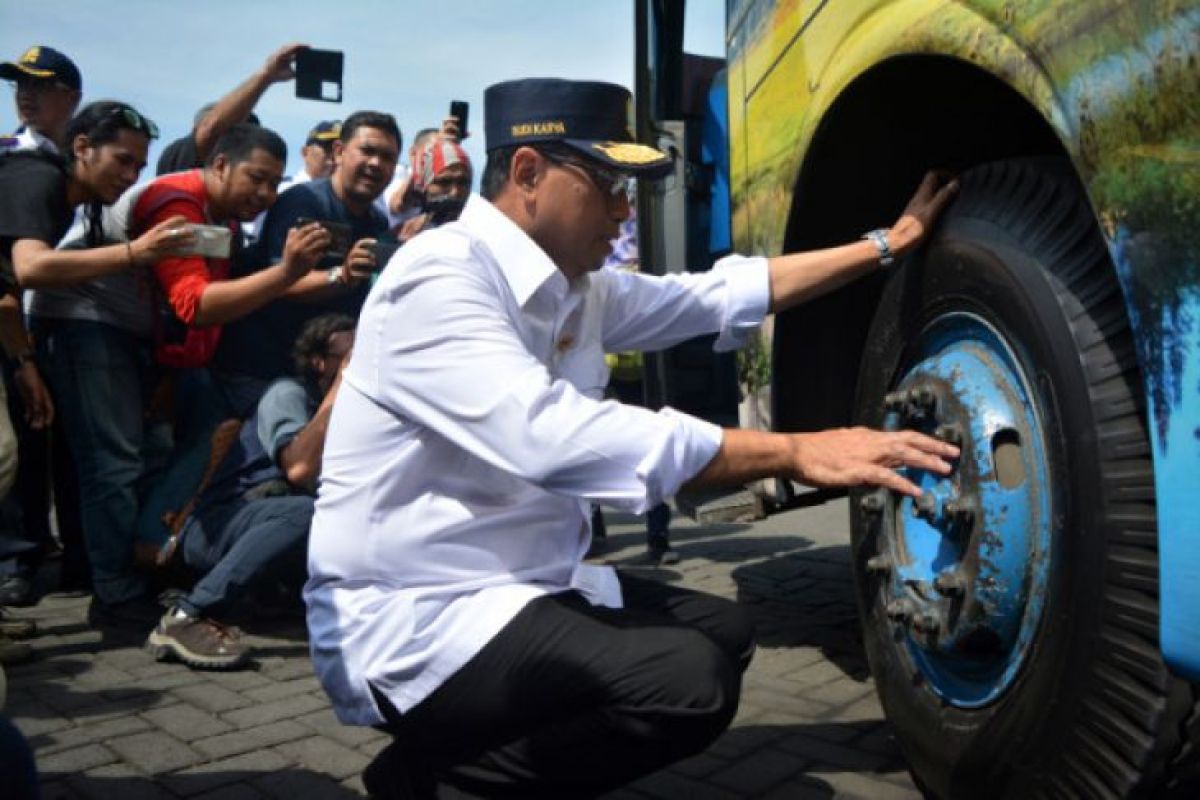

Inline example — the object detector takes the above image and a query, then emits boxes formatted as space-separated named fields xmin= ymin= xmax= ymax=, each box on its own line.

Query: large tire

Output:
xmin=849 ymin=158 xmax=1197 ymax=798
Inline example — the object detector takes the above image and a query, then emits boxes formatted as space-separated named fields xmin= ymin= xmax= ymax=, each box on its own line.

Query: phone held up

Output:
xmin=449 ymin=100 xmax=469 ymax=138
xmin=294 ymin=217 xmax=354 ymax=260
xmin=295 ymin=48 xmax=344 ymax=103
xmin=366 ymin=238 xmax=401 ymax=271
xmin=174 ymin=223 xmax=233 ymax=259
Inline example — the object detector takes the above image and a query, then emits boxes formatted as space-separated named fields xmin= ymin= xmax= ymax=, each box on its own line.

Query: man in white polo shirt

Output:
xmin=305 ymin=77 xmax=958 ymax=798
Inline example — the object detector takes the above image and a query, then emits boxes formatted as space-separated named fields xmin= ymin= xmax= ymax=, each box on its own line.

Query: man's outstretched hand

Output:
xmin=788 ymin=427 xmax=959 ymax=497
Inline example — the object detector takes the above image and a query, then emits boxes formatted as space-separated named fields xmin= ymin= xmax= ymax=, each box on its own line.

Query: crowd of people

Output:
xmin=0 ymin=42 xmax=475 ymax=669
xmin=0 ymin=39 xmax=961 ymax=798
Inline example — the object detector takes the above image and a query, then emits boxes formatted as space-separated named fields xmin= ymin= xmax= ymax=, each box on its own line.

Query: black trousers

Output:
xmin=371 ymin=572 xmax=756 ymax=798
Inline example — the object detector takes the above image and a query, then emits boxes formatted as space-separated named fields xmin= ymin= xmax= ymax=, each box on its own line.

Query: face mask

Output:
xmin=423 ymin=194 xmax=467 ymax=227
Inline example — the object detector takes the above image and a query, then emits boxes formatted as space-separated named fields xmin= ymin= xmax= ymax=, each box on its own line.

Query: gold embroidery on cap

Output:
xmin=511 ymin=121 xmax=566 ymax=137
xmin=20 ymin=47 xmax=40 ymax=64
xmin=591 ymin=142 xmax=667 ymax=165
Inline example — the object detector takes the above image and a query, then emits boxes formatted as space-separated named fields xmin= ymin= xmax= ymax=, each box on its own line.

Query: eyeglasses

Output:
xmin=540 ymin=150 xmax=633 ymax=200
xmin=108 ymin=106 xmax=159 ymax=139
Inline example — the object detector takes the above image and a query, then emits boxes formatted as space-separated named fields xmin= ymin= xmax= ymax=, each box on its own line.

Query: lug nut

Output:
xmin=934 ymin=423 xmax=963 ymax=446
xmin=885 ymin=598 xmax=915 ymax=622
xmin=884 ymin=390 xmax=910 ymax=413
xmin=912 ymin=493 xmax=937 ymax=520
xmin=866 ymin=554 xmax=892 ymax=575
xmin=913 ymin=613 xmax=941 ymax=635
xmin=859 ymin=492 xmax=886 ymax=515
xmin=944 ymin=499 xmax=976 ymax=527
xmin=933 ymin=571 xmax=965 ymax=596
xmin=910 ymin=386 xmax=938 ymax=416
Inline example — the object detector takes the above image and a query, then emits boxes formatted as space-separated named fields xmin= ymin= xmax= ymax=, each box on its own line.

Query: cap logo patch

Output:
xmin=591 ymin=142 xmax=667 ymax=165
xmin=20 ymin=47 xmax=40 ymax=65
xmin=511 ymin=121 xmax=566 ymax=138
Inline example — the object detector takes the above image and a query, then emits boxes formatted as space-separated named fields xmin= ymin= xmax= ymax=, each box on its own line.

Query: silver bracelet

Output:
xmin=327 ymin=266 xmax=343 ymax=285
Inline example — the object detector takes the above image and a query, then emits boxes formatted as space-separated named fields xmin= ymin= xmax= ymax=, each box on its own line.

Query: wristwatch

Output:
xmin=326 ymin=266 xmax=343 ymax=285
xmin=863 ymin=228 xmax=895 ymax=268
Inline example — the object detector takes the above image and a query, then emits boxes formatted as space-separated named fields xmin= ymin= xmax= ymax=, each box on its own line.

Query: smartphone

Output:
xmin=449 ymin=100 xmax=469 ymax=138
xmin=295 ymin=48 xmax=344 ymax=103
xmin=174 ymin=223 xmax=232 ymax=259
xmin=294 ymin=217 xmax=353 ymax=259
xmin=367 ymin=238 xmax=401 ymax=271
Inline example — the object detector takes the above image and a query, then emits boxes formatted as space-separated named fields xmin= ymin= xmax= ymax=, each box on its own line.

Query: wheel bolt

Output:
xmin=913 ymin=613 xmax=941 ymax=635
xmin=934 ymin=423 xmax=963 ymax=447
xmin=885 ymin=598 xmax=915 ymax=622
xmin=944 ymin=498 xmax=976 ymax=527
xmin=866 ymin=554 xmax=892 ymax=575
xmin=910 ymin=386 xmax=938 ymax=416
xmin=912 ymin=493 xmax=937 ymax=521
xmin=859 ymin=492 xmax=886 ymax=515
xmin=884 ymin=390 xmax=910 ymax=413
xmin=933 ymin=571 xmax=965 ymax=596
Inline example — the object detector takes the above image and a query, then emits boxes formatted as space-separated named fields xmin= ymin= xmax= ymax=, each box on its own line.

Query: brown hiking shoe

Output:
xmin=145 ymin=609 xmax=250 ymax=670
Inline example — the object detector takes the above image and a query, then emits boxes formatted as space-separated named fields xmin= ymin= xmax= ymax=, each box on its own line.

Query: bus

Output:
xmin=634 ymin=1 xmax=1200 ymax=795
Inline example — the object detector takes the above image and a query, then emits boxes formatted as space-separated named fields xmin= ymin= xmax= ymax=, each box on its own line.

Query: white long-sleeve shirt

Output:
xmin=304 ymin=194 xmax=769 ymax=725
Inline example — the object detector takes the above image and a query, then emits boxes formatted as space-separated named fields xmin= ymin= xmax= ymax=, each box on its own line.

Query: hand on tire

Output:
xmin=889 ymin=171 xmax=959 ymax=256
xmin=788 ymin=426 xmax=958 ymax=497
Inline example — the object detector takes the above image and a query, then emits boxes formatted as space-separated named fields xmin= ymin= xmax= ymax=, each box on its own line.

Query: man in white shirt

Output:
xmin=305 ymin=78 xmax=959 ymax=798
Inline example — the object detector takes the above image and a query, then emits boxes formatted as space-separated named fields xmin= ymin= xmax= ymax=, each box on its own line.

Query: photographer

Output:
xmin=22 ymin=118 xmax=328 ymax=631
xmin=210 ymin=111 xmax=400 ymax=416
xmin=156 ymin=43 xmax=308 ymax=175
xmin=396 ymin=137 xmax=472 ymax=243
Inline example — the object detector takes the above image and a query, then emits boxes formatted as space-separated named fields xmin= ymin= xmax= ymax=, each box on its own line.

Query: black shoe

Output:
xmin=362 ymin=740 xmax=439 ymax=799
xmin=87 ymin=596 xmax=165 ymax=634
xmin=0 ymin=575 xmax=34 ymax=606
xmin=647 ymin=533 xmax=680 ymax=566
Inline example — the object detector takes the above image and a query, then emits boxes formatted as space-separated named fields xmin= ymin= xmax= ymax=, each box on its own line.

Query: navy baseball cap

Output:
xmin=0 ymin=46 xmax=81 ymax=91
xmin=484 ymin=78 xmax=672 ymax=179
xmin=305 ymin=120 xmax=342 ymax=146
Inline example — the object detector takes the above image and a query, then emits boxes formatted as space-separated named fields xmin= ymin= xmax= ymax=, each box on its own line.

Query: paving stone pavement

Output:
xmin=3 ymin=495 xmax=920 ymax=799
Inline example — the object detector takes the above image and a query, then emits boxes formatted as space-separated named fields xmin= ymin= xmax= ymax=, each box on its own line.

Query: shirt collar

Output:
xmin=459 ymin=194 xmax=569 ymax=307
xmin=14 ymin=126 xmax=59 ymax=156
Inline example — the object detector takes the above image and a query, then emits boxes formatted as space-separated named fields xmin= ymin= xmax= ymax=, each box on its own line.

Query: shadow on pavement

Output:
xmin=732 ymin=545 xmax=870 ymax=681
xmin=42 ymin=768 xmax=362 ymax=799
xmin=621 ymin=719 xmax=910 ymax=799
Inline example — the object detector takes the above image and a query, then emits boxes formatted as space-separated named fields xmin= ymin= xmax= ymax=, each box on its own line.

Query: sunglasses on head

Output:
xmin=108 ymin=106 xmax=159 ymax=139
xmin=539 ymin=149 xmax=633 ymax=199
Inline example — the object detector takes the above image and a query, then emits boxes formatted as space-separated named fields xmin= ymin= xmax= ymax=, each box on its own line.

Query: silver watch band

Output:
xmin=864 ymin=228 xmax=895 ymax=268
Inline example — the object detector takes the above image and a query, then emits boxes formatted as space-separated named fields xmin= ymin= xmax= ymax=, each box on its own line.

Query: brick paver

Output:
xmin=5 ymin=496 xmax=919 ymax=798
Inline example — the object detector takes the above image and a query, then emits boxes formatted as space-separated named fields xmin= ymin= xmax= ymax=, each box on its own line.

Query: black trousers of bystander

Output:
xmin=366 ymin=572 xmax=756 ymax=799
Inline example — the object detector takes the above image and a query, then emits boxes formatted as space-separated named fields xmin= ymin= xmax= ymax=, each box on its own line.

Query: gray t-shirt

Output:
xmin=26 ymin=183 xmax=158 ymax=337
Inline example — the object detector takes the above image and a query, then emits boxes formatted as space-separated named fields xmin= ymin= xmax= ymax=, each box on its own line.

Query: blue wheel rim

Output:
xmin=870 ymin=312 xmax=1053 ymax=708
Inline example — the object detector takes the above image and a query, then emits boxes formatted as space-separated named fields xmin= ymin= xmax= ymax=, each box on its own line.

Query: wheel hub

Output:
xmin=865 ymin=313 xmax=1053 ymax=707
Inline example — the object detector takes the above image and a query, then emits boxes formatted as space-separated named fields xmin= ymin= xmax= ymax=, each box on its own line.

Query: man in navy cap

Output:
xmin=305 ymin=77 xmax=958 ymax=797
xmin=0 ymin=45 xmax=82 ymax=156
xmin=278 ymin=119 xmax=341 ymax=193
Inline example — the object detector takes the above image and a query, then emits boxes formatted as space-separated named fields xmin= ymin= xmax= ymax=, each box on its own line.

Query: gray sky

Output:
xmin=0 ymin=1 xmax=724 ymax=179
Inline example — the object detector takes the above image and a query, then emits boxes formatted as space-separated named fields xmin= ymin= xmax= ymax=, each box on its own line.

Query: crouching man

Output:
xmin=147 ymin=313 xmax=353 ymax=669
